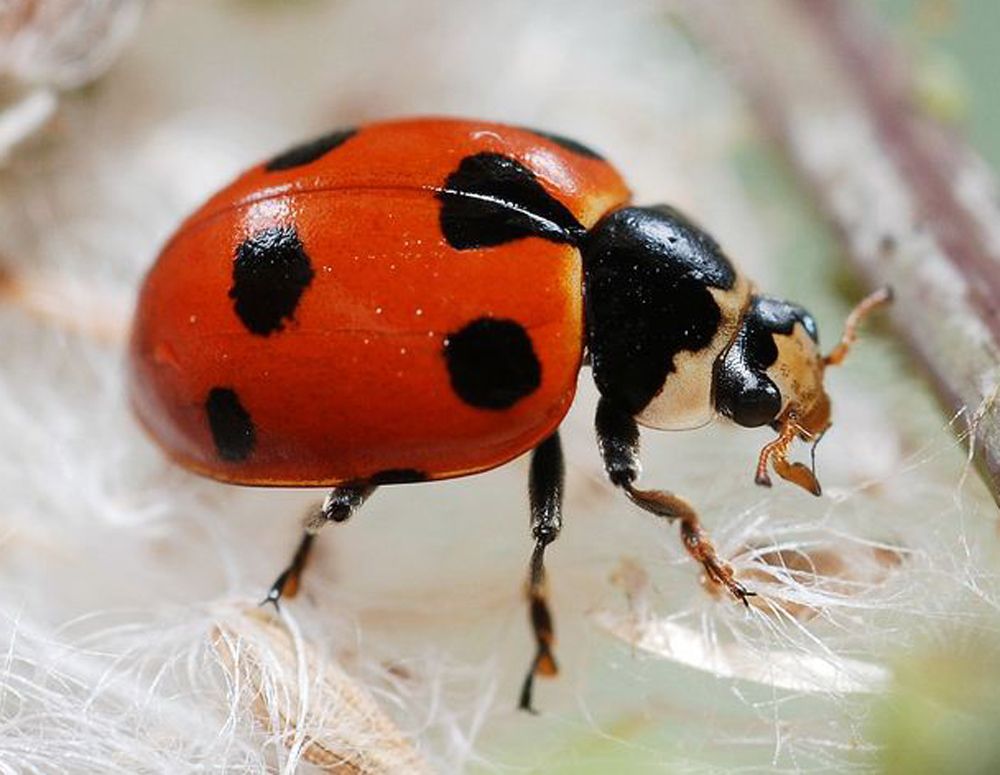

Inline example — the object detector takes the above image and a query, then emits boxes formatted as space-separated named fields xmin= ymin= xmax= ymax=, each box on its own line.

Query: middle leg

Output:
xmin=518 ymin=430 xmax=565 ymax=713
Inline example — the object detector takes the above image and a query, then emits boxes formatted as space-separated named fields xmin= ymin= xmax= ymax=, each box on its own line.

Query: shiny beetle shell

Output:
xmin=130 ymin=118 xmax=631 ymax=485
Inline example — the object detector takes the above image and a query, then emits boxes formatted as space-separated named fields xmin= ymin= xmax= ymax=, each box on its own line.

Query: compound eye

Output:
xmin=714 ymin=348 xmax=782 ymax=428
xmin=732 ymin=379 xmax=781 ymax=428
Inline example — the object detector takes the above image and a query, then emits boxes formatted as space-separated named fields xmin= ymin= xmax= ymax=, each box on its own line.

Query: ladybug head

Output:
xmin=713 ymin=288 xmax=891 ymax=495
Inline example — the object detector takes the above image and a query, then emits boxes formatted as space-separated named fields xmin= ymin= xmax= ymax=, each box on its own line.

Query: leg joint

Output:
xmin=608 ymin=466 xmax=637 ymax=488
xmin=532 ymin=519 xmax=561 ymax=546
xmin=322 ymin=483 xmax=374 ymax=522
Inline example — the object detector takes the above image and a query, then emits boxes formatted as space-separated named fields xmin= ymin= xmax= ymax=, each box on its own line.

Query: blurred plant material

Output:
xmin=0 ymin=0 xmax=143 ymax=159
xmin=598 ymin=555 xmax=892 ymax=694
xmin=214 ymin=607 xmax=434 ymax=775
xmin=874 ymin=636 xmax=1000 ymax=774
xmin=677 ymin=0 xmax=1000 ymax=504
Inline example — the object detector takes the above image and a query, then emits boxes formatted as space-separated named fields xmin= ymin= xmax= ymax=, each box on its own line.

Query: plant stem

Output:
xmin=675 ymin=0 xmax=1000 ymax=502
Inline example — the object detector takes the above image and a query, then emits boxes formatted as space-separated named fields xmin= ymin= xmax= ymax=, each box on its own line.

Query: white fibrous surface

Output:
xmin=0 ymin=2 xmax=997 ymax=772
xmin=0 ymin=0 xmax=144 ymax=160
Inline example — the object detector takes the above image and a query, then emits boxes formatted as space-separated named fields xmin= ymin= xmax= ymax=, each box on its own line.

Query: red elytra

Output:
xmin=129 ymin=118 xmax=630 ymax=486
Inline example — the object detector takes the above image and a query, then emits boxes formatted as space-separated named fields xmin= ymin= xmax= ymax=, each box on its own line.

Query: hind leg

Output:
xmin=263 ymin=483 xmax=376 ymax=607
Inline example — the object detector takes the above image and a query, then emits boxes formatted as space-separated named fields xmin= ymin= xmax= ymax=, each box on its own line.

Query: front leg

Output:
xmin=595 ymin=397 xmax=754 ymax=605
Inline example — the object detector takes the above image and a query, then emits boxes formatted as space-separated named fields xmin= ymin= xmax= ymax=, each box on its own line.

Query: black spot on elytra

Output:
xmin=205 ymin=387 xmax=256 ymax=461
xmin=712 ymin=295 xmax=819 ymax=428
xmin=582 ymin=205 xmax=737 ymax=415
xmin=443 ymin=317 xmax=541 ymax=410
xmin=437 ymin=152 xmax=585 ymax=250
xmin=265 ymin=128 xmax=357 ymax=171
xmin=230 ymin=225 xmax=314 ymax=336
xmin=526 ymin=127 xmax=605 ymax=160
xmin=370 ymin=468 xmax=428 ymax=485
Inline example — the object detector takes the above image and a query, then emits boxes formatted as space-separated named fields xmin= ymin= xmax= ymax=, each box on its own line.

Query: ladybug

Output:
xmin=129 ymin=117 xmax=889 ymax=711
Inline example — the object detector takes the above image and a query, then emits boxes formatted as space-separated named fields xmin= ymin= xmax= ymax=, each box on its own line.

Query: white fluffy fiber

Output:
xmin=1 ymin=2 xmax=998 ymax=772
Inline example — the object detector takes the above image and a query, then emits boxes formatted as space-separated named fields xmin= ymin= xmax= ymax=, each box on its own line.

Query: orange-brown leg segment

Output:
xmin=518 ymin=431 xmax=564 ymax=714
xmin=263 ymin=484 xmax=376 ymax=608
xmin=264 ymin=531 xmax=316 ymax=606
xmin=596 ymin=398 xmax=754 ymax=606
